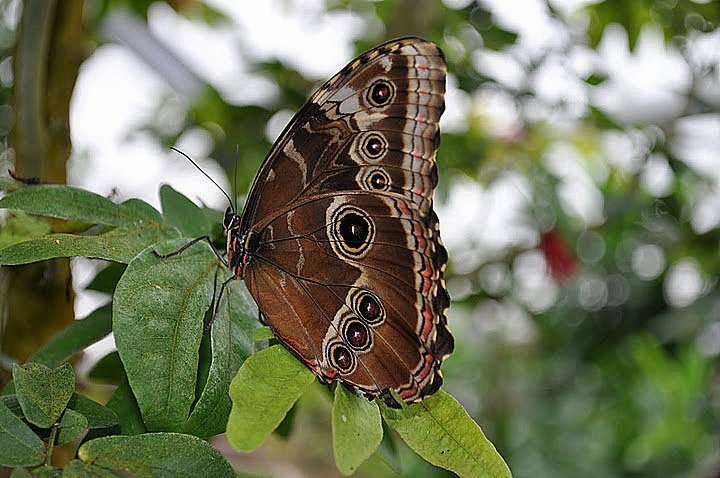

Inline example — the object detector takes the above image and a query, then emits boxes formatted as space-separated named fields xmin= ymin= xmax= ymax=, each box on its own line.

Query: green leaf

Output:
xmin=0 ymin=185 xmax=124 ymax=226
xmin=584 ymin=73 xmax=608 ymax=86
xmin=380 ymin=391 xmax=511 ymax=478
xmin=33 ymin=466 xmax=63 ymax=478
xmin=586 ymin=0 xmax=652 ymax=49
xmin=481 ymin=26 xmax=518 ymax=50
xmin=274 ymin=402 xmax=297 ymax=439
xmin=0 ymin=221 xmax=179 ymax=265
xmin=66 ymin=394 xmax=119 ymax=430
xmin=0 ymin=395 xmax=24 ymax=417
xmin=252 ymin=326 xmax=274 ymax=341
xmin=0 ymin=197 xmax=179 ymax=265
xmin=61 ymin=459 xmax=118 ymax=477
xmin=160 ymin=184 xmax=212 ymax=238
xmin=104 ymin=379 xmax=145 ymax=436
xmin=86 ymin=263 xmax=126 ymax=294
xmin=113 ymin=239 xmax=217 ymax=431
xmin=589 ymin=106 xmax=623 ymax=130
xmin=56 ymin=409 xmax=88 ymax=445
xmin=10 ymin=468 xmax=32 ymax=478
xmin=0 ymin=401 xmax=45 ymax=467
xmin=78 ymin=432 xmax=235 ymax=478
xmin=375 ymin=423 xmax=402 ymax=474
xmin=332 ymin=385 xmax=383 ymax=476
xmin=28 ymin=305 xmax=112 ymax=368
xmin=0 ymin=211 xmax=51 ymax=250
xmin=227 ymin=345 xmax=315 ymax=452
xmin=13 ymin=363 xmax=75 ymax=428
xmin=182 ymin=279 xmax=262 ymax=438
xmin=86 ymin=352 xmax=124 ymax=384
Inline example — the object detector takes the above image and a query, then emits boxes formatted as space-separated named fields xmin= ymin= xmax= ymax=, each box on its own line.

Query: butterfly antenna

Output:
xmin=170 ymin=147 xmax=234 ymax=212
xmin=233 ymin=144 xmax=239 ymax=211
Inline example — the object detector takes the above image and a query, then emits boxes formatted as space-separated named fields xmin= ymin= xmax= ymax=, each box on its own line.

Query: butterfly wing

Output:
xmin=241 ymin=37 xmax=452 ymax=405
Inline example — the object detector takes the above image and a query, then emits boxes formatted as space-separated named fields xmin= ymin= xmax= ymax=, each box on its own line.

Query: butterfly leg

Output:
xmin=152 ymin=235 xmax=228 ymax=267
xmin=204 ymin=275 xmax=236 ymax=334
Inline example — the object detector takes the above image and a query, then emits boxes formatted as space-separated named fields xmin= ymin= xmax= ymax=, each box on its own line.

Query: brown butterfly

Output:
xmin=169 ymin=37 xmax=452 ymax=408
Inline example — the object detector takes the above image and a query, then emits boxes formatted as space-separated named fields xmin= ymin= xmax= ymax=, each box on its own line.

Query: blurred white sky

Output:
xmin=55 ymin=0 xmax=720 ymax=353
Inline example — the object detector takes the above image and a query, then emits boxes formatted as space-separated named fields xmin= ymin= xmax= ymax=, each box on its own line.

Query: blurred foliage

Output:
xmin=1 ymin=0 xmax=720 ymax=476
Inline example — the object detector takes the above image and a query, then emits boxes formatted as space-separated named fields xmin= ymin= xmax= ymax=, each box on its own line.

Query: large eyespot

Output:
xmin=343 ymin=318 xmax=372 ymax=351
xmin=368 ymin=79 xmax=394 ymax=106
xmin=331 ymin=206 xmax=375 ymax=257
xmin=361 ymin=133 xmax=387 ymax=161
xmin=328 ymin=342 xmax=356 ymax=374
xmin=355 ymin=292 xmax=385 ymax=325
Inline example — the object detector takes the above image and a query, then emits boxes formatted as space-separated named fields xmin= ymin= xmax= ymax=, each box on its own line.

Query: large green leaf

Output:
xmin=78 ymin=433 xmax=235 ymax=478
xmin=380 ymin=391 xmax=511 ymax=478
xmin=113 ymin=239 xmax=217 ymax=431
xmin=13 ymin=363 xmax=75 ymax=428
xmin=0 ymin=223 xmax=179 ymax=265
xmin=159 ymin=184 xmax=212 ymax=238
xmin=332 ymin=385 xmax=383 ymax=476
xmin=28 ymin=305 xmax=112 ymax=368
xmin=0 ymin=185 xmax=124 ymax=226
xmin=0 ymin=401 xmax=45 ymax=467
xmin=182 ymin=279 xmax=262 ymax=438
xmin=227 ymin=345 xmax=315 ymax=452
xmin=0 ymin=198 xmax=178 ymax=265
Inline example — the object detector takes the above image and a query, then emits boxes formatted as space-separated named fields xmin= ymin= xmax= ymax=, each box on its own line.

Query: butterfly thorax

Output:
xmin=224 ymin=208 xmax=256 ymax=280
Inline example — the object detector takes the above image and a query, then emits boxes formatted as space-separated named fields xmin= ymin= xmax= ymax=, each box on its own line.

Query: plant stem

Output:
xmin=46 ymin=423 xmax=58 ymax=466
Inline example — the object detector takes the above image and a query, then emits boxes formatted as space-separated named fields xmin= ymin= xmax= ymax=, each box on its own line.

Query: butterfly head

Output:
xmin=223 ymin=206 xmax=240 ymax=230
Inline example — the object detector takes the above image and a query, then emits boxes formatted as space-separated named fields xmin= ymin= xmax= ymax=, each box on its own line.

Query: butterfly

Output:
xmin=170 ymin=37 xmax=453 ymax=408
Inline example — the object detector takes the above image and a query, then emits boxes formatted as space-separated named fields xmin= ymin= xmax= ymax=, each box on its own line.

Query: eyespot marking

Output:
xmin=343 ymin=319 xmax=372 ymax=351
xmin=361 ymin=133 xmax=387 ymax=161
xmin=330 ymin=206 xmax=375 ymax=258
xmin=368 ymin=79 xmax=394 ymax=106
xmin=355 ymin=291 xmax=385 ymax=325
xmin=329 ymin=342 xmax=356 ymax=374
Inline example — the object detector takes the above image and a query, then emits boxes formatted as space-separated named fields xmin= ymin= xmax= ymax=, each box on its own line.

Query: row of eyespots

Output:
xmin=327 ymin=292 xmax=385 ymax=374
xmin=359 ymin=79 xmax=394 ymax=193
xmin=328 ymin=78 xmax=395 ymax=373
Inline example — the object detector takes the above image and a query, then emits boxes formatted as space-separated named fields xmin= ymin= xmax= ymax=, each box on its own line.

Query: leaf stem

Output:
xmin=45 ymin=422 xmax=59 ymax=465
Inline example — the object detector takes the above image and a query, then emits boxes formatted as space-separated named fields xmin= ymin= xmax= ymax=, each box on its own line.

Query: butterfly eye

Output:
xmin=344 ymin=319 xmax=372 ymax=351
xmin=329 ymin=342 xmax=356 ymax=373
xmin=223 ymin=207 xmax=235 ymax=229
xmin=368 ymin=80 xmax=394 ymax=106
